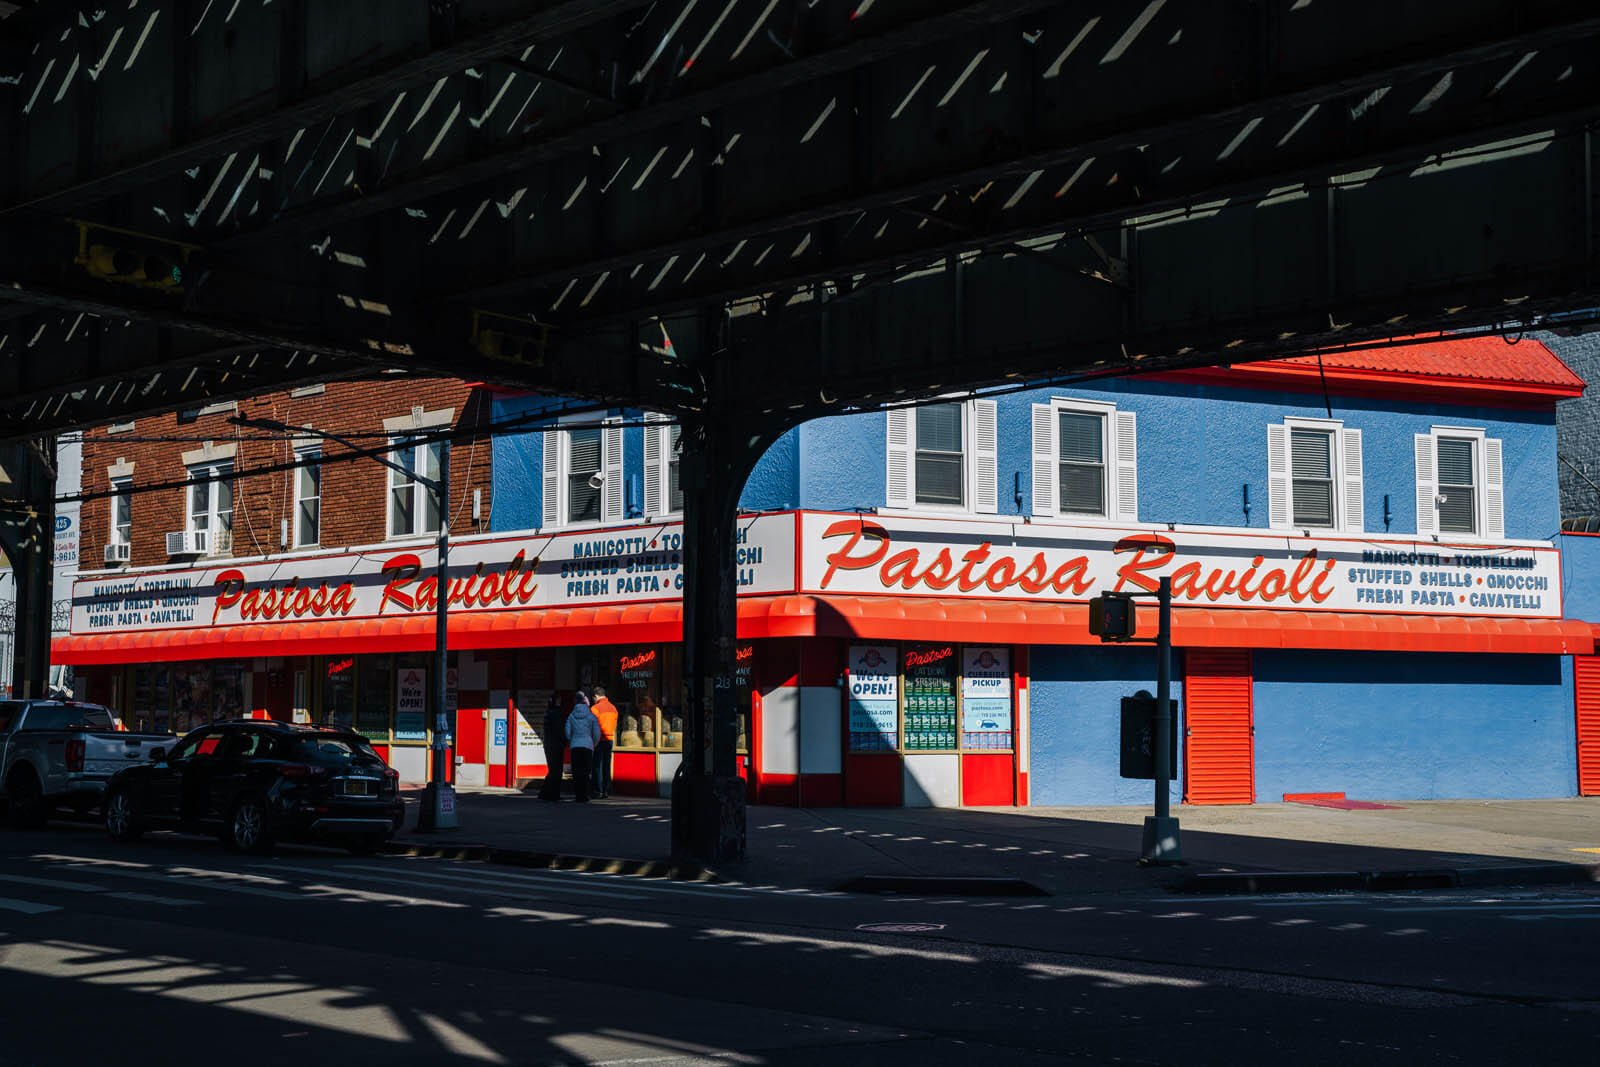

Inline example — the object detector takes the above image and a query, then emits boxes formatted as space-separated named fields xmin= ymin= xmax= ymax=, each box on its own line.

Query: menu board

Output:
xmin=847 ymin=644 xmax=899 ymax=751
xmin=904 ymin=644 xmax=958 ymax=750
xmin=961 ymin=646 xmax=1013 ymax=749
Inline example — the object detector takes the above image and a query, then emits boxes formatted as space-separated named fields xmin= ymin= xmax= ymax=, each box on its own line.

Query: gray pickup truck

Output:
xmin=0 ymin=700 xmax=174 ymax=827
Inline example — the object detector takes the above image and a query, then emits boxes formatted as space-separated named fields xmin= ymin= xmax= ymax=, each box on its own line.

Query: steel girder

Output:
xmin=2 ymin=0 xmax=1600 ymax=427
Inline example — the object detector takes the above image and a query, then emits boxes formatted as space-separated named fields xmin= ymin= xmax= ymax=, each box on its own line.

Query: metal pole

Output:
xmin=1155 ymin=576 xmax=1171 ymax=820
xmin=1140 ymin=576 xmax=1181 ymax=863
xmin=418 ymin=440 xmax=457 ymax=830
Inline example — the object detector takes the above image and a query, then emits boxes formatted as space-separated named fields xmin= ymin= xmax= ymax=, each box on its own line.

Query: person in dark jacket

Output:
xmin=565 ymin=689 xmax=601 ymax=803
xmin=539 ymin=693 xmax=568 ymax=801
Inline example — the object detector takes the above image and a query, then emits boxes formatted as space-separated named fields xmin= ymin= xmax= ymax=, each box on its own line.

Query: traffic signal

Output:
xmin=1089 ymin=592 xmax=1136 ymax=641
xmin=83 ymin=244 xmax=183 ymax=289
xmin=73 ymin=222 xmax=190 ymax=293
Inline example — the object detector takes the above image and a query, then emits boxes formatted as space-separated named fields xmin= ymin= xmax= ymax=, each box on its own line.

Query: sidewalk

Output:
xmin=397 ymin=787 xmax=1600 ymax=894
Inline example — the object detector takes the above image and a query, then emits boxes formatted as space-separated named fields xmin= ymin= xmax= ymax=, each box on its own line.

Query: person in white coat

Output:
xmin=564 ymin=689 xmax=601 ymax=802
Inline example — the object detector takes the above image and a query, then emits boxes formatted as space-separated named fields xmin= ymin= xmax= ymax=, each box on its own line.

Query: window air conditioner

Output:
xmin=103 ymin=542 xmax=131 ymax=564
xmin=166 ymin=529 xmax=209 ymax=556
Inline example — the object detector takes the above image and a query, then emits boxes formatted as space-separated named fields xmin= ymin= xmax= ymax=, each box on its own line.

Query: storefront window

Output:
xmin=323 ymin=656 xmax=356 ymax=729
xmin=614 ymin=645 xmax=659 ymax=750
xmin=131 ymin=665 xmax=171 ymax=734
xmin=657 ymin=644 xmax=686 ymax=752
xmin=904 ymin=644 xmax=958 ymax=750
xmin=960 ymin=646 xmax=1013 ymax=749
xmin=394 ymin=655 xmax=429 ymax=741
xmin=174 ymin=664 xmax=212 ymax=735
xmin=357 ymin=654 xmax=393 ymax=741
xmin=213 ymin=662 xmax=245 ymax=722
xmin=847 ymin=644 xmax=899 ymax=752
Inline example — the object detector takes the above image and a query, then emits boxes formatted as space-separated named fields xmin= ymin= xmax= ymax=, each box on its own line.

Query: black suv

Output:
xmin=103 ymin=720 xmax=404 ymax=854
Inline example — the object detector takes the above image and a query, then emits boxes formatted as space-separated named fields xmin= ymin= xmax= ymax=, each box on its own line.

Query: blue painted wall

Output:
xmin=1558 ymin=532 xmax=1600 ymax=620
xmin=1029 ymin=645 xmax=1185 ymax=806
xmin=1252 ymin=650 xmax=1575 ymax=801
xmin=491 ymin=383 xmax=1558 ymax=540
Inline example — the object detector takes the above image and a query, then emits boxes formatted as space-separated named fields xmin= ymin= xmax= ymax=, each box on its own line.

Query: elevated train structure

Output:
xmin=4 ymin=0 xmax=1600 ymax=853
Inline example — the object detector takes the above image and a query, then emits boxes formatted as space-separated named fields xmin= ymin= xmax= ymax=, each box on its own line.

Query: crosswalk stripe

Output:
xmin=260 ymin=862 xmax=650 ymax=902
xmin=0 ymin=873 xmax=108 ymax=893
xmin=349 ymin=860 xmax=782 ymax=902
xmin=0 ymin=897 xmax=60 ymax=915
xmin=44 ymin=864 xmax=303 ymax=901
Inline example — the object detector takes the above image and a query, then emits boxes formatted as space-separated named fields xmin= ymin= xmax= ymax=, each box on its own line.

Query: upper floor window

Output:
xmin=542 ymin=420 xmax=623 ymax=529
xmin=294 ymin=448 xmax=321 ymax=547
xmin=388 ymin=438 xmax=442 ymax=539
xmin=1031 ymin=398 xmax=1137 ymax=521
xmin=886 ymin=399 xmax=998 ymax=513
xmin=109 ymin=477 xmax=132 ymax=546
xmin=645 ymin=415 xmax=683 ymax=517
xmin=186 ymin=462 xmax=233 ymax=553
xmin=567 ymin=427 xmax=604 ymax=524
xmin=1415 ymin=427 xmax=1503 ymax=539
xmin=1268 ymin=418 xmax=1362 ymax=533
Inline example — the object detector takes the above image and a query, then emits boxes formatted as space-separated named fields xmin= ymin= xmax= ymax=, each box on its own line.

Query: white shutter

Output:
xmin=1340 ymin=427 xmax=1363 ymax=533
xmin=1266 ymin=423 xmax=1289 ymax=528
xmin=1484 ymin=436 xmax=1504 ymax=539
xmin=542 ymin=430 xmax=561 ymax=528
xmin=1414 ymin=432 xmax=1437 ymax=536
xmin=602 ymin=420 xmax=624 ymax=521
xmin=972 ymin=399 xmax=998 ymax=513
xmin=886 ymin=408 xmax=913 ymax=508
xmin=1031 ymin=403 xmax=1056 ymax=516
xmin=1114 ymin=409 xmax=1138 ymax=522
xmin=643 ymin=413 xmax=667 ymax=516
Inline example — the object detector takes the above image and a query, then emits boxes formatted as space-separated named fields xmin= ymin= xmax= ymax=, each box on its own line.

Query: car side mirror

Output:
xmin=150 ymin=747 xmax=166 ymax=763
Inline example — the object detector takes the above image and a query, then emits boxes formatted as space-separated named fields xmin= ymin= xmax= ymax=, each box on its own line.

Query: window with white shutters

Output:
xmin=915 ymin=404 xmax=964 ymax=507
xmin=1267 ymin=418 xmax=1362 ymax=533
xmin=645 ymin=413 xmax=684 ymax=518
xmin=1416 ymin=426 xmax=1502 ymax=539
xmin=567 ymin=428 xmax=603 ymax=524
xmin=882 ymin=399 xmax=998 ymax=514
xmin=1031 ymin=397 xmax=1136 ymax=521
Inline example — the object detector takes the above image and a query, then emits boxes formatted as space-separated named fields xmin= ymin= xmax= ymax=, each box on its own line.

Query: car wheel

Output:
xmin=104 ymin=788 xmax=143 ymax=842
xmin=344 ymin=834 xmax=388 ymax=856
xmin=7 ymin=768 xmax=47 ymax=830
xmin=226 ymin=795 xmax=275 ymax=855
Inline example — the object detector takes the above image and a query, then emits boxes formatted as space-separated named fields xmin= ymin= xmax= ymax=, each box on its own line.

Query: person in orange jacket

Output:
xmin=590 ymin=685 xmax=618 ymax=799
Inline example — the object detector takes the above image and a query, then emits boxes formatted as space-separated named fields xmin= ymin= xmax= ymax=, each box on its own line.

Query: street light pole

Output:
xmin=230 ymin=415 xmax=457 ymax=829
xmin=1141 ymin=577 xmax=1180 ymax=863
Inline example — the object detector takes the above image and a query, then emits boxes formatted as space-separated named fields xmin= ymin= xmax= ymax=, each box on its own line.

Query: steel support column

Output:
xmin=0 ymin=439 xmax=56 ymax=699
xmin=672 ymin=406 xmax=791 ymax=863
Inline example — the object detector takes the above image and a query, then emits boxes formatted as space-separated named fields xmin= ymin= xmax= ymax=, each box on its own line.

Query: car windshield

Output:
xmin=292 ymin=736 xmax=378 ymax=765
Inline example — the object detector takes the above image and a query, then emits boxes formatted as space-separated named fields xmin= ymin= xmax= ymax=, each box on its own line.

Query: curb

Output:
xmin=1178 ymin=862 xmax=1600 ymax=894
xmin=383 ymin=838 xmax=721 ymax=882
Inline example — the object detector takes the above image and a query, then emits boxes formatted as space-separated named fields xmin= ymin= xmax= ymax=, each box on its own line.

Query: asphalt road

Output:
xmin=0 ymin=821 xmax=1595 ymax=1065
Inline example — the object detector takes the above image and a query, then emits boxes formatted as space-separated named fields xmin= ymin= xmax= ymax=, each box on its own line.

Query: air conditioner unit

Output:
xmin=166 ymin=529 xmax=209 ymax=557
xmin=103 ymin=542 xmax=131 ymax=565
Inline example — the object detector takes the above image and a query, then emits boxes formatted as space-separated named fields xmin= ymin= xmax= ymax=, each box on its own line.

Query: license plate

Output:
xmin=342 ymin=779 xmax=374 ymax=796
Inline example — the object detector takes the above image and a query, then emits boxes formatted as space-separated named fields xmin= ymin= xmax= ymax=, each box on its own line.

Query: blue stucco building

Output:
xmin=470 ymin=337 xmax=1598 ymax=806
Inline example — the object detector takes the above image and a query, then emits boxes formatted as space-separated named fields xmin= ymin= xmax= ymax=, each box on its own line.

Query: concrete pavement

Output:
xmin=397 ymin=789 xmax=1600 ymax=894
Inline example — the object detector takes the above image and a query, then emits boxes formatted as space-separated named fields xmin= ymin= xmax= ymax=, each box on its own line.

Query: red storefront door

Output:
xmin=1183 ymin=650 xmax=1255 ymax=805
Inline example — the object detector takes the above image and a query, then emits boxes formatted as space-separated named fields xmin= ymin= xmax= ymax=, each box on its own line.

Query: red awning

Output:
xmin=52 ymin=596 xmax=1593 ymax=666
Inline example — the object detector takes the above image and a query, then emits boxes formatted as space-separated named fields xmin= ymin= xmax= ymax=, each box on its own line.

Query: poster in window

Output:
xmin=903 ymin=644 xmax=958 ymax=750
xmin=847 ymin=644 xmax=899 ymax=751
xmin=514 ymin=689 xmax=549 ymax=758
xmin=395 ymin=667 xmax=427 ymax=741
xmin=961 ymin=646 xmax=1013 ymax=748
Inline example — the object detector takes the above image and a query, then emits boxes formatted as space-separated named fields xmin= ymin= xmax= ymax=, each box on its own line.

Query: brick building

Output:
xmin=80 ymin=379 xmax=493 ymax=570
